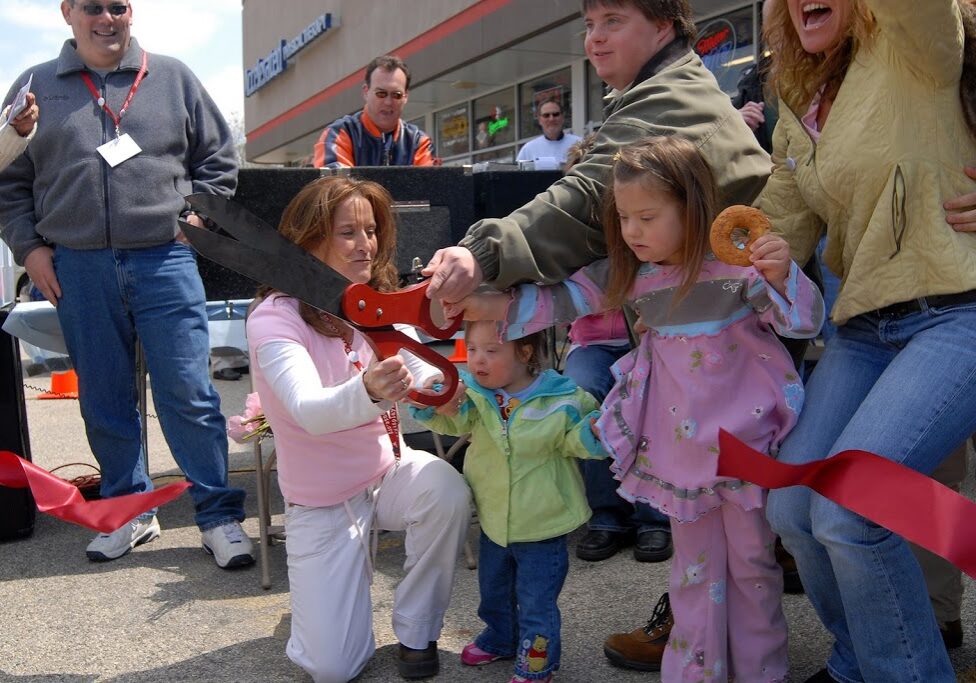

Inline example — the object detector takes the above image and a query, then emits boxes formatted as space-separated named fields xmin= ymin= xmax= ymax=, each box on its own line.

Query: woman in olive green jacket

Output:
xmin=757 ymin=1 xmax=976 ymax=681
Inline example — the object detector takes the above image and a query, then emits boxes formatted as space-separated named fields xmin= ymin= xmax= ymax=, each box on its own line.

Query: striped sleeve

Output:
xmin=313 ymin=125 xmax=354 ymax=168
xmin=412 ymin=133 xmax=435 ymax=166
xmin=502 ymin=262 xmax=608 ymax=340
xmin=745 ymin=261 xmax=824 ymax=339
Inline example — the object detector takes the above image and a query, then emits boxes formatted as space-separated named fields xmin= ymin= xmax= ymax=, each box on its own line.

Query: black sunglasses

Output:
xmin=539 ymin=111 xmax=563 ymax=119
xmin=371 ymin=89 xmax=405 ymax=100
xmin=80 ymin=3 xmax=130 ymax=16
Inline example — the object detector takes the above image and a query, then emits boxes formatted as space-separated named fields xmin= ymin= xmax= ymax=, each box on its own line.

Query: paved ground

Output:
xmin=2 ymin=362 xmax=975 ymax=682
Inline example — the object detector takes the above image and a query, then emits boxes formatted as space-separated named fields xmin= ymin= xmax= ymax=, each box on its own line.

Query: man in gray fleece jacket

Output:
xmin=0 ymin=0 xmax=252 ymax=569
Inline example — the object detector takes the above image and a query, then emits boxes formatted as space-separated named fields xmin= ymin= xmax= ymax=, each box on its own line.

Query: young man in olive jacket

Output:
xmin=423 ymin=0 xmax=770 ymax=672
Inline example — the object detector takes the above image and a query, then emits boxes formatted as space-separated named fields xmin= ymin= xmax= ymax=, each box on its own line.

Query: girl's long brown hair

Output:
xmin=602 ymin=135 xmax=717 ymax=310
xmin=257 ymin=176 xmax=399 ymax=338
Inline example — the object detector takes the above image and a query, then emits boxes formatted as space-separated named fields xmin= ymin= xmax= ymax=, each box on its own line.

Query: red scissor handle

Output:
xmin=361 ymin=328 xmax=460 ymax=407
xmin=342 ymin=281 xmax=463 ymax=407
xmin=342 ymin=280 xmax=461 ymax=339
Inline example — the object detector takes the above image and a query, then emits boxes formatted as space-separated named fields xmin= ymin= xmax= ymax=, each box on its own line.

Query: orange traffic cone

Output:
xmin=38 ymin=369 xmax=79 ymax=400
xmin=448 ymin=338 xmax=467 ymax=363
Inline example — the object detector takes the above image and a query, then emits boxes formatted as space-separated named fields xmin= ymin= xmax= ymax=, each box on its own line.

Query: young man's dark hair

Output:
xmin=580 ymin=0 xmax=697 ymax=41
xmin=364 ymin=54 xmax=412 ymax=90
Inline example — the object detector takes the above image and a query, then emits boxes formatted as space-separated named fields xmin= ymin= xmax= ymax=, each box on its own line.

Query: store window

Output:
xmin=434 ymin=103 xmax=471 ymax=159
xmin=473 ymin=87 xmax=516 ymax=151
xmin=694 ymin=5 xmax=756 ymax=97
xmin=518 ymin=67 xmax=573 ymax=140
xmin=585 ymin=60 xmax=606 ymax=131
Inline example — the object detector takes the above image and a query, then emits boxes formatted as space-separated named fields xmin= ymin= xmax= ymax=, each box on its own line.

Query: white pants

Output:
xmin=284 ymin=447 xmax=471 ymax=683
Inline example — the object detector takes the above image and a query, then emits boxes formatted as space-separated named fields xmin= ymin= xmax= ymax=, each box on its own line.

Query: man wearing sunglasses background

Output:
xmin=515 ymin=98 xmax=581 ymax=165
xmin=313 ymin=54 xmax=435 ymax=168
xmin=0 ymin=0 xmax=253 ymax=569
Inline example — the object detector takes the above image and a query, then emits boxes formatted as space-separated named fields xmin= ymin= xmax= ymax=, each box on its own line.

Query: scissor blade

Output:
xmin=180 ymin=220 xmax=347 ymax=315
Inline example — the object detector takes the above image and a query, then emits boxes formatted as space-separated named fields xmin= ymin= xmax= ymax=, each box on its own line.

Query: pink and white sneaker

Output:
xmin=460 ymin=642 xmax=511 ymax=666
xmin=510 ymin=674 xmax=553 ymax=682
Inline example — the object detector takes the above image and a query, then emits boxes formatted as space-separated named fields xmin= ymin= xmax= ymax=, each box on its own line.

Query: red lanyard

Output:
xmin=80 ymin=50 xmax=148 ymax=137
xmin=337 ymin=328 xmax=401 ymax=462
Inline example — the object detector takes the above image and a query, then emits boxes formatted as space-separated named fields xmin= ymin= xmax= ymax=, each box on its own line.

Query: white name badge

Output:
xmin=97 ymin=133 xmax=142 ymax=167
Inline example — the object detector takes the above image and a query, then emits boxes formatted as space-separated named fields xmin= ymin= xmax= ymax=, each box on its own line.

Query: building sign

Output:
xmin=438 ymin=106 xmax=470 ymax=156
xmin=245 ymin=13 xmax=339 ymax=97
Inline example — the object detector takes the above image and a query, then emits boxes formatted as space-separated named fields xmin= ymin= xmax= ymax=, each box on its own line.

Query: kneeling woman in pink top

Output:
xmin=246 ymin=176 xmax=471 ymax=683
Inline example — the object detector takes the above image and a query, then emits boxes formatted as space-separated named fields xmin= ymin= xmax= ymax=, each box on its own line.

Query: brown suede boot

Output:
xmin=603 ymin=592 xmax=672 ymax=671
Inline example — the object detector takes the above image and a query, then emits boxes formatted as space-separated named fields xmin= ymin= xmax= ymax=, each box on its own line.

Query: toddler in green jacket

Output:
xmin=409 ymin=320 xmax=606 ymax=683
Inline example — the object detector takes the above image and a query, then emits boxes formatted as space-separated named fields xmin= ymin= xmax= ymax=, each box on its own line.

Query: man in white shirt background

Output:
xmin=516 ymin=97 xmax=581 ymax=164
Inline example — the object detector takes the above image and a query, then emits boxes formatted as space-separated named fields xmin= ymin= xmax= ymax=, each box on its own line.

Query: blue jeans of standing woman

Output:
xmin=53 ymin=243 xmax=246 ymax=530
xmin=566 ymin=344 xmax=670 ymax=535
xmin=474 ymin=532 xmax=568 ymax=680
xmin=766 ymin=303 xmax=976 ymax=682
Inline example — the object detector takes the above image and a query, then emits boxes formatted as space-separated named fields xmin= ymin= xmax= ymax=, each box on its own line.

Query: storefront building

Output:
xmin=242 ymin=0 xmax=765 ymax=166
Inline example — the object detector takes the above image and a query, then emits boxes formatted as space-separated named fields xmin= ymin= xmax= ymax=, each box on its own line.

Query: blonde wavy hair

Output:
xmin=765 ymin=0 xmax=976 ymax=138
xmin=257 ymin=176 xmax=399 ymax=338
xmin=763 ymin=0 xmax=877 ymax=112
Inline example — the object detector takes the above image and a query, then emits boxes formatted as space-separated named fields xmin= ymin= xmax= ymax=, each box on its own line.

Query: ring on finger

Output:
xmin=400 ymin=379 xmax=408 ymax=390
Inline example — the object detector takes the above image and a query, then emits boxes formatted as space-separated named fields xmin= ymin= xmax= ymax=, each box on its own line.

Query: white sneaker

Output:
xmin=86 ymin=515 xmax=161 ymax=562
xmin=201 ymin=521 xmax=254 ymax=569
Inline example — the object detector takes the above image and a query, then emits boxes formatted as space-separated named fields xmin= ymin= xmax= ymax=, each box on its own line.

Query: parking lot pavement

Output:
xmin=2 ymin=368 xmax=974 ymax=681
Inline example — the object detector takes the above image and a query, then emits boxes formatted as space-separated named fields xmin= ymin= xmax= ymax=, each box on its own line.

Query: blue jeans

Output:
xmin=815 ymin=237 xmax=840 ymax=342
xmin=54 ymin=244 xmax=246 ymax=530
xmin=766 ymin=305 xmax=976 ymax=682
xmin=475 ymin=532 xmax=568 ymax=679
xmin=565 ymin=344 xmax=670 ymax=535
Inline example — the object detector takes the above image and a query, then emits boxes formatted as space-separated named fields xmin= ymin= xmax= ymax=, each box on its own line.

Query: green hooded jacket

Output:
xmin=410 ymin=369 xmax=606 ymax=547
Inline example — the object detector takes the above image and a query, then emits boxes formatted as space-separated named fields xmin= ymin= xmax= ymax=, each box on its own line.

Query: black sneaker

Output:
xmin=634 ymin=529 xmax=673 ymax=562
xmin=396 ymin=641 xmax=438 ymax=679
xmin=576 ymin=528 xmax=635 ymax=561
xmin=941 ymin=619 xmax=963 ymax=649
xmin=212 ymin=367 xmax=242 ymax=381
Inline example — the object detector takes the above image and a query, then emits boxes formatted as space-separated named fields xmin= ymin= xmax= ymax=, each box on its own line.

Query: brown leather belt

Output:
xmin=872 ymin=289 xmax=976 ymax=318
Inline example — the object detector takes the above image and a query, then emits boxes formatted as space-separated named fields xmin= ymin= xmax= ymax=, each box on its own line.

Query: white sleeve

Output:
xmin=516 ymin=138 xmax=534 ymax=162
xmin=256 ymin=340 xmax=391 ymax=435
xmin=0 ymin=106 xmax=32 ymax=173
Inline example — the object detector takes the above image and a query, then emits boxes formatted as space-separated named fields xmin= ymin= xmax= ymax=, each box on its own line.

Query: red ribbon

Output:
xmin=0 ymin=450 xmax=190 ymax=533
xmin=715 ymin=429 xmax=976 ymax=580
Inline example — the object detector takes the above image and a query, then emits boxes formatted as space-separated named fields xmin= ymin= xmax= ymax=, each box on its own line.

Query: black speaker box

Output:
xmin=0 ymin=305 xmax=35 ymax=542
xmin=195 ymin=166 xmax=563 ymax=296
xmin=196 ymin=168 xmax=321 ymax=301
xmin=473 ymin=169 xmax=563 ymax=221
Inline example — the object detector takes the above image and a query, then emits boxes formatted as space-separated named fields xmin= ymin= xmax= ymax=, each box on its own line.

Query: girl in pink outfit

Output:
xmin=451 ymin=136 xmax=824 ymax=682
xmin=246 ymin=176 xmax=471 ymax=683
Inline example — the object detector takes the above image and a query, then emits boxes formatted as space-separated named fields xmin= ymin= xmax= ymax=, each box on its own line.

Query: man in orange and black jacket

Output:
xmin=312 ymin=54 xmax=434 ymax=168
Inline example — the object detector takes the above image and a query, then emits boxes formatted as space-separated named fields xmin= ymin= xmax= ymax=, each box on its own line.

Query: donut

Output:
xmin=709 ymin=205 xmax=771 ymax=266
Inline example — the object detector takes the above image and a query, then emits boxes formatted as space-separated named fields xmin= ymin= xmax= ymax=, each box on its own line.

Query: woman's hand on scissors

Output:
xmin=363 ymin=356 xmax=414 ymax=402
